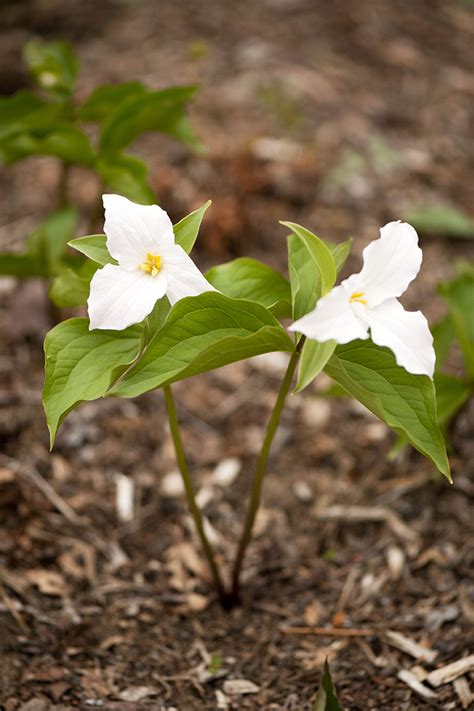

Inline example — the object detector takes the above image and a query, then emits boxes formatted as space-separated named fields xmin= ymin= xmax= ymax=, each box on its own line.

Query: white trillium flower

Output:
xmin=88 ymin=195 xmax=214 ymax=330
xmin=289 ymin=221 xmax=436 ymax=377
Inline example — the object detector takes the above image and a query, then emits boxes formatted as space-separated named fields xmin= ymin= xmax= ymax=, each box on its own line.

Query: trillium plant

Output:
xmin=43 ymin=194 xmax=451 ymax=607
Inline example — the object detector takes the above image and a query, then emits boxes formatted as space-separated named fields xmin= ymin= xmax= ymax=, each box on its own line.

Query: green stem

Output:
xmin=163 ymin=384 xmax=227 ymax=603
xmin=230 ymin=340 xmax=303 ymax=601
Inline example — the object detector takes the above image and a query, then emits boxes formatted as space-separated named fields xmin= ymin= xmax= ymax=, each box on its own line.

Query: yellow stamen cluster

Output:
xmin=139 ymin=253 xmax=162 ymax=276
xmin=350 ymin=291 xmax=368 ymax=306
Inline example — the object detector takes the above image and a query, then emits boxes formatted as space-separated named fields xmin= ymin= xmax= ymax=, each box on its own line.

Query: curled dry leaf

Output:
xmin=26 ymin=569 xmax=68 ymax=596
xmin=223 ymin=679 xmax=260 ymax=695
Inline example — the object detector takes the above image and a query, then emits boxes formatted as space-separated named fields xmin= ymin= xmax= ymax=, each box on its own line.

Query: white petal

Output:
xmin=289 ymin=285 xmax=369 ymax=343
xmin=88 ymin=263 xmax=167 ymax=330
xmin=365 ymin=298 xmax=435 ymax=377
xmin=102 ymin=194 xmax=174 ymax=270
xmin=344 ymin=221 xmax=422 ymax=307
xmin=163 ymin=244 xmax=215 ymax=306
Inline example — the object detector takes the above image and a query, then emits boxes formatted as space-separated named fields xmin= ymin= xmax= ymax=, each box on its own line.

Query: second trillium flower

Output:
xmin=88 ymin=195 xmax=214 ymax=330
xmin=290 ymin=221 xmax=435 ymax=377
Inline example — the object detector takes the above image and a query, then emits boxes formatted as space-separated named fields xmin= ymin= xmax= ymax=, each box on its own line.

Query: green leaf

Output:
xmin=434 ymin=373 xmax=472 ymax=428
xmin=68 ymin=235 xmax=116 ymax=266
xmin=206 ymin=257 xmax=292 ymax=318
xmin=324 ymin=340 xmax=451 ymax=480
xmin=406 ymin=205 xmax=474 ymax=239
xmin=49 ymin=261 xmax=98 ymax=307
xmin=43 ymin=318 xmax=142 ymax=445
xmin=97 ymin=154 xmax=155 ymax=204
xmin=0 ymin=125 xmax=95 ymax=166
xmin=174 ymin=200 xmax=212 ymax=254
xmin=78 ymin=82 xmax=146 ymax=121
xmin=329 ymin=239 xmax=352 ymax=274
xmin=295 ymin=339 xmax=336 ymax=392
xmin=110 ymin=293 xmax=295 ymax=398
xmin=0 ymin=91 xmax=62 ymax=143
xmin=282 ymin=222 xmax=336 ymax=297
xmin=24 ymin=39 xmax=78 ymax=98
xmin=0 ymin=253 xmax=47 ymax=277
xmin=28 ymin=206 xmax=79 ymax=273
xmin=313 ymin=660 xmax=344 ymax=711
xmin=287 ymin=234 xmax=319 ymax=321
xmin=438 ymin=270 xmax=474 ymax=377
xmin=99 ymin=86 xmax=202 ymax=154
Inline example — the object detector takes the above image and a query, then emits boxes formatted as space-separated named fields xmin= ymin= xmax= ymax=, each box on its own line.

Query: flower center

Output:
xmin=350 ymin=291 xmax=368 ymax=305
xmin=139 ymin=252 xmax=162 ymax=276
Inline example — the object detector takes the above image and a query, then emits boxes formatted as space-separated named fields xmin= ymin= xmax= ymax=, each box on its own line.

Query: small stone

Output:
xmin=292 ymin=481 xmax=313 ymax=503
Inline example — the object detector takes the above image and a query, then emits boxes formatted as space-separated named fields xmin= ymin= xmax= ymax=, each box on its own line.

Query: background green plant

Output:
xmin=0 ymin=38 xmax=201 ymax=307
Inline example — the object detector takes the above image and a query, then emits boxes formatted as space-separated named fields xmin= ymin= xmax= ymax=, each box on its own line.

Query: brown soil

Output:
xmin=1 ymin=1 xmax=473 ymax=709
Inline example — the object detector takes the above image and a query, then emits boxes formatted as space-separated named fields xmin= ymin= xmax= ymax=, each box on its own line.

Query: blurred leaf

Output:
xmin=97 ymin=154 xmax=155 ymax=204
xmin=407 ymin=205 xmax=474 ymax=239
xmin=0 ymin=125 xmax=95 ymax=166
xmin=28 ymin=206 xmax=79 ymax=273
xmin=99 ymin=86 xmax=202 ymax=154
xmin=23 ymin=39 xmax=78 ymax=98
xmin=325 ymin=340 xmax=450 ymax=480
xmin=434 ymin=373 xmax=472 ymax=427
xmin=432 ymin=314 xmax=455 ymax=371
xmin=0 ymin=253 xmax=47 ymax=277
xmin=439 ymin=270 xmax=474 ymax=377
xmin=49 ymin=261 xmax=98 ymax=307
xmin=174 ymin=200 xmax=212 ymax=254
xmin=78 ymin=82 xmax=146 ymax=121
xmin=0 ymin=91 xmax=62 ymax=143
xmin=206 ymin=257 xmax=292 ymax=317
xmin=68 ymin=234 xmax=115 ymax=266
xmin=313 ymin=660 xmax=344 ymax=711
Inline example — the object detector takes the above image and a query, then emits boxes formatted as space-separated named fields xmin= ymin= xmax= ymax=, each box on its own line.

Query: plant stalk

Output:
xmin=163 ymin=384 xmax=228 ymax=603
xmin=230 ymin=339 xmax=303 ymax=601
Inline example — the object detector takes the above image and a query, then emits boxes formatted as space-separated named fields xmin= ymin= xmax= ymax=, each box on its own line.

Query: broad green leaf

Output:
xmin=438 ymin=270 xmax=474 ymax=377
xmin=97 ymin=155 xmax=155 ymax=204
xmin=49 ymin=261 xmax=98 ymax=307
xmin=174 ymin=200 xmax=212 ymax=254
xmin=324 ymin=340 xmax=450 ymax=479
xmin=24 ymin=39 xmax=78 ymax=97
xmin=434 ymin=373 xmax=472 ymax=427
xmin=0 ymin=125 xmax=95 ymax=167
xmin=288 ymin=234 xmax=320 ymax=321
xmin=43 ymin=318 xmax=142 ymax=444
xmin=329 ymin=238 xmax=352 ymax=274
xmin=27 ymin=206 xmax=79 ymax=271
xmin=68 ymin=234 xmax=115 ymax=266
xmin=407 ymin=205 xmax=474 ymax=239
xmin=110 ymin=293 xmax=295 ymax=398
xmin=295 ymin=339 xmax=336 ymax=392
xmin=391 ymin=373 xmax=472 ymax=457
xmin=78 ymin=82 xmax=146 ymax=121
xmin=432 ymin=315 xmax=455 ymax=371
xmin=143 ymin=298 xmax=171 ymax=344
xmin=99 ymin=86 xmax=202 ymax=154
xmin=313 ymin=660 xmax=344 ymax=711
xmin=281 ymin=222 xmax=336 ymax=297
xmin=0 ymin=253 xmax=47 ymax=277
xmin=0 ymin=92 xmax=62 ymax=143
xmin=206 ymin=257 xmax=292 ymax=317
